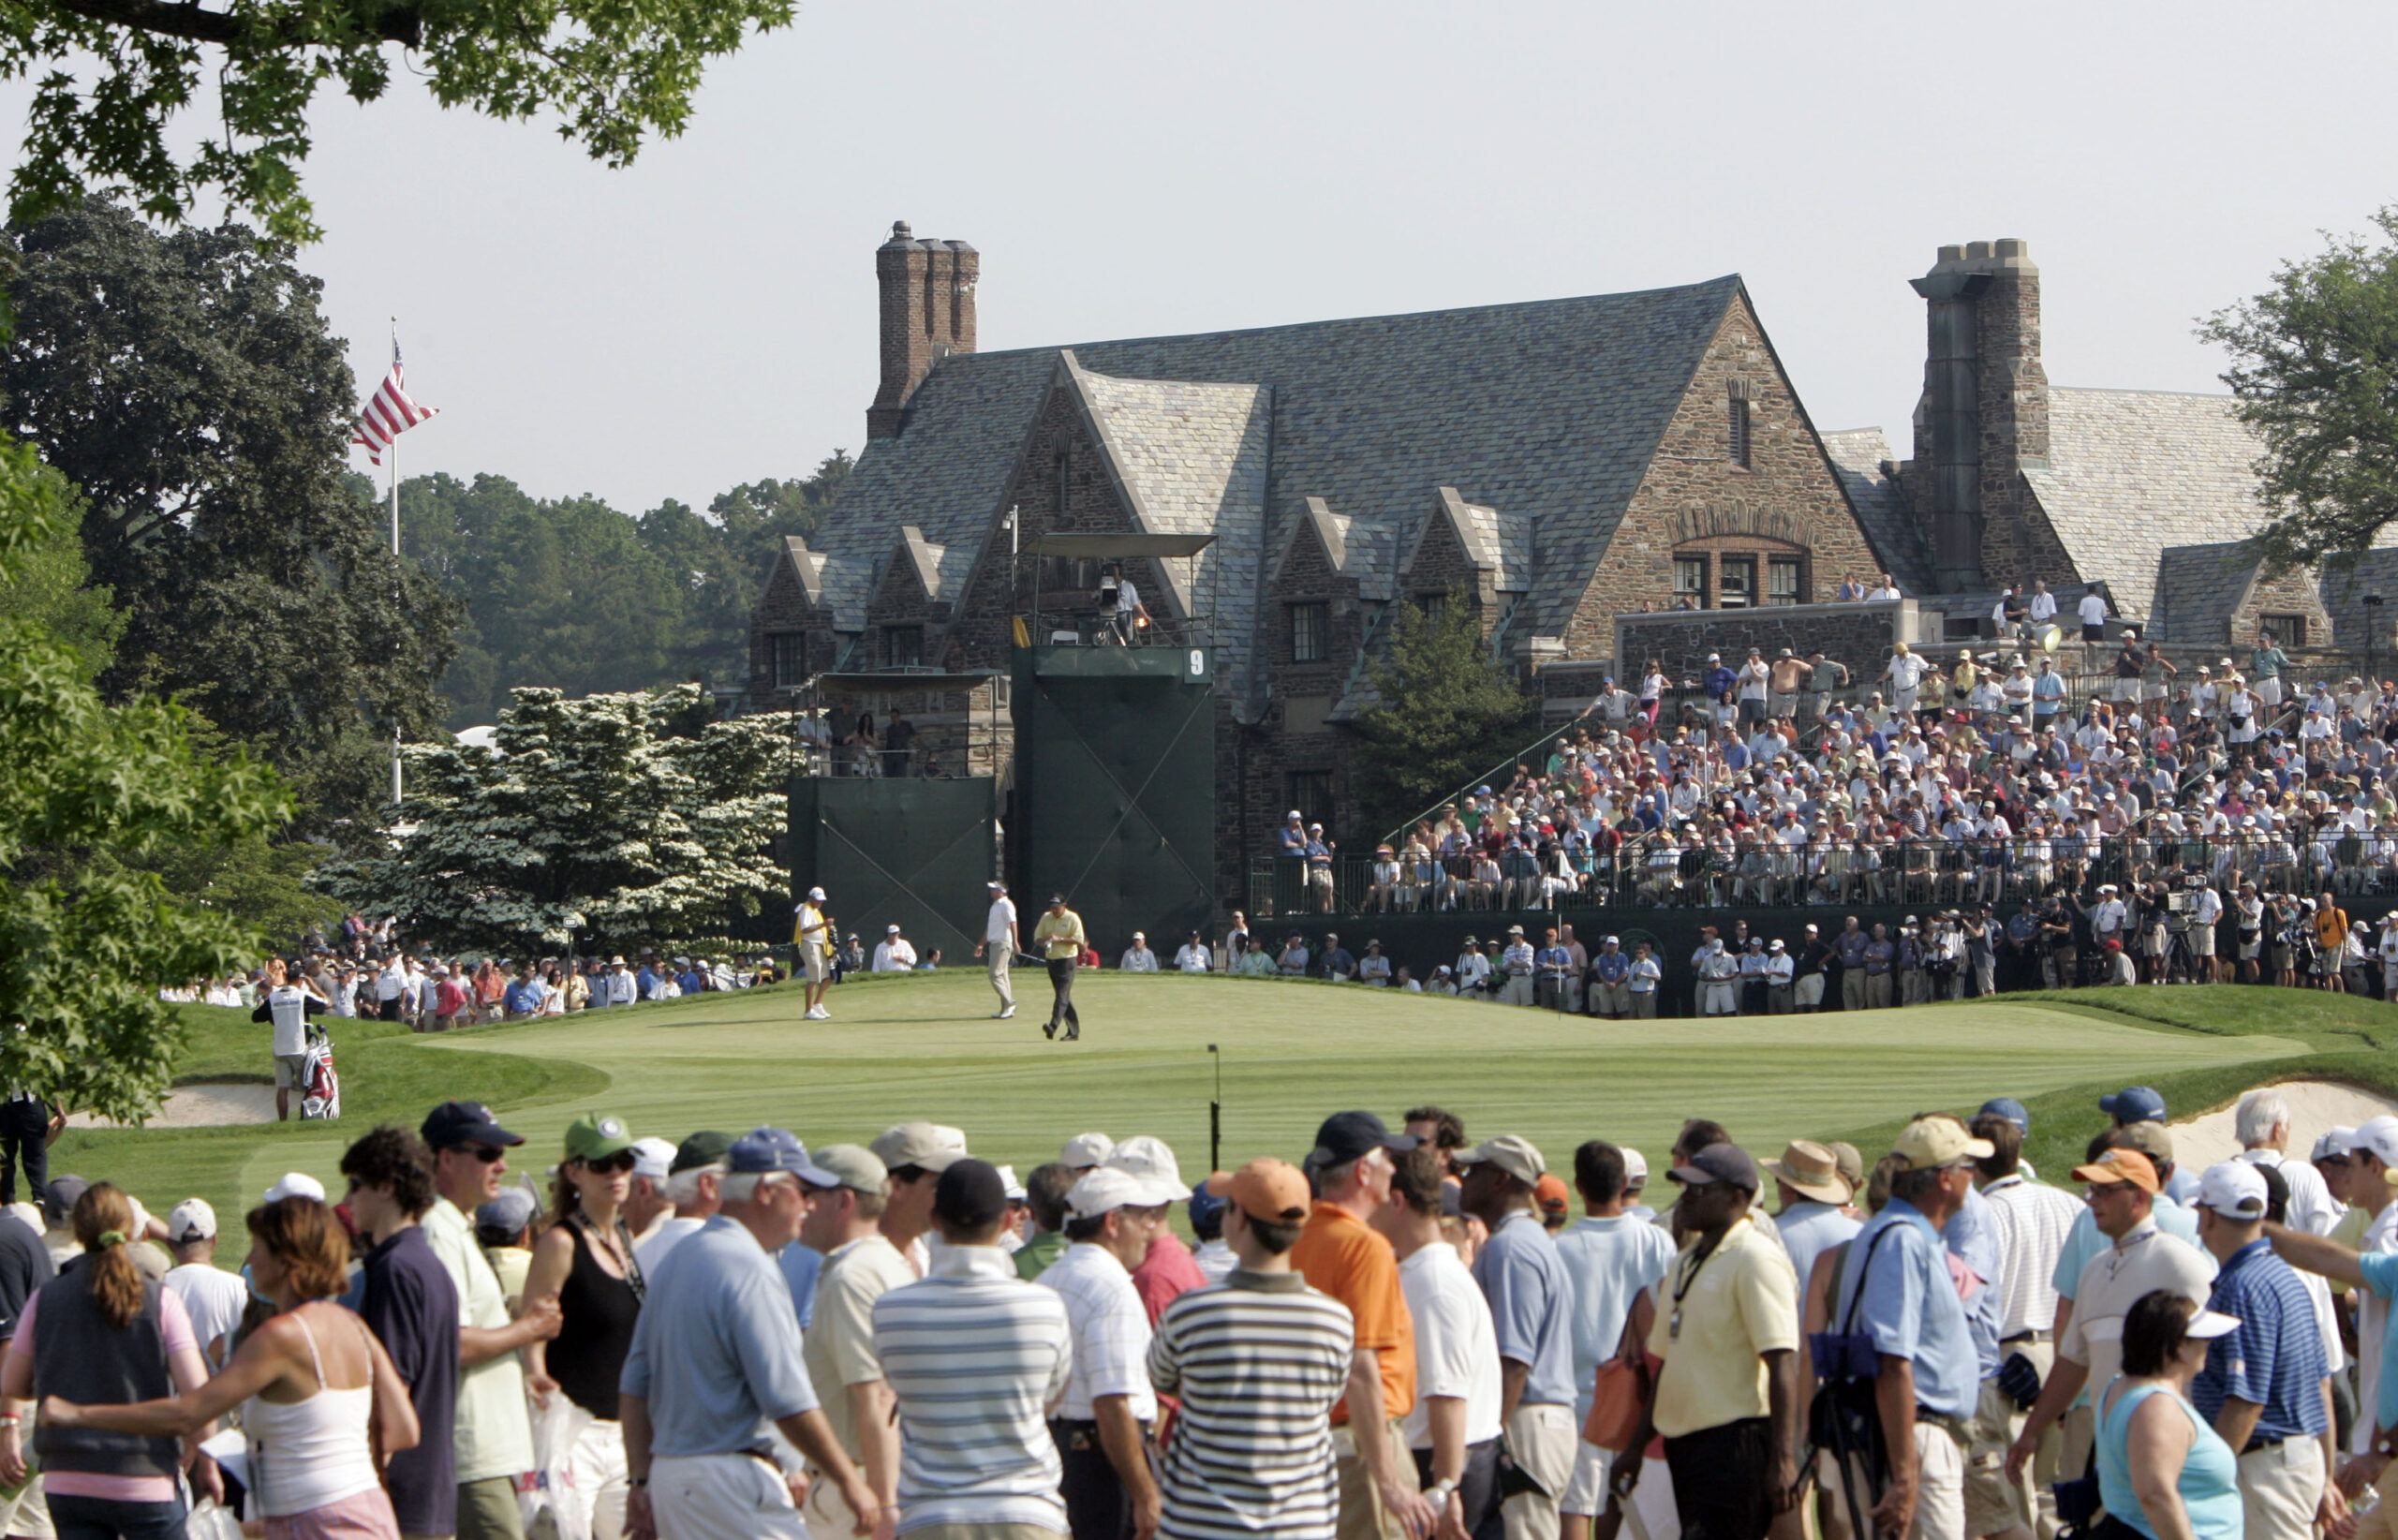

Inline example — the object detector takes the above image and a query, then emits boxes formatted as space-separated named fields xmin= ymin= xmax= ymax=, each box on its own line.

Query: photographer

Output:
xmin=1095 ymin=562 xmax=1149 ymax=645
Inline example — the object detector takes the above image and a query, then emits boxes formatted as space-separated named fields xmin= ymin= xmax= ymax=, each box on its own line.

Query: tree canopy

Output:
xmin=2201 ymin=205 xmax=2398 ymax=570
xmin=4 ymin=0 xmax=795 ymax=244
xmin=0 ymin=431 xmax=290 ymax=1121
xmin=1 ymin=198 xmax=456 ymax=829
xmin=311 ymin=683 xmax=800 ymax=955
xmin=1347 ymin=597 xmax=1536 ymax=841
xmin=402 ymin=452 xmax=849 ymax=727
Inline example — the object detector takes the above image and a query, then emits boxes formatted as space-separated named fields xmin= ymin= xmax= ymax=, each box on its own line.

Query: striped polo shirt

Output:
xmin=871 ymin=1245 xmax=1073 ymax=1535
xmin=1147 ymin=1269 xmax=1354 ymax=1540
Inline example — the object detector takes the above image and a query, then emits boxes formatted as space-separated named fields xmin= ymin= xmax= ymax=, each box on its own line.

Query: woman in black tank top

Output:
xmin=524 ymin=1114 xmax=646 ymax=1540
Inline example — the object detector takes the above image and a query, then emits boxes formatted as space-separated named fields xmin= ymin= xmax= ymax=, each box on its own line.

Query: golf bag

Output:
xmin=1808 ymin=1224 xmax=1900 ymax=1540
xmin=300 ymin=1023 xmax=341 ymax=1121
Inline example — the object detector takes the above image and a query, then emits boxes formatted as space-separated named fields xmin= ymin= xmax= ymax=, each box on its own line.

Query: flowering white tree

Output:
xmin=314 ymin=684 xmax=799 ymax=955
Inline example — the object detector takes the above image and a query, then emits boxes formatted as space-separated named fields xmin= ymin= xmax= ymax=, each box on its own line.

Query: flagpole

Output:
xmin=390 ymin=318 xmax=404 ymax=810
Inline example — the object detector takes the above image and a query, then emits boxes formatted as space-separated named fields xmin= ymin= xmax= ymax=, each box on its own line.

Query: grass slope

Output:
xmin=50 ymin=973 xmax=2362 ymax=1225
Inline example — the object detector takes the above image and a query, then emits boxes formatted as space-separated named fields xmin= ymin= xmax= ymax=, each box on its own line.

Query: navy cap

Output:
xmin=2100 ymin=1087 xmax=2168 ymax=1125
xmin=933 ymin=1159 xmax=1009 ymax=1231
xmin=1977 ymin=1098 xmax=2031 ymax=1134
xmin=1669 ymin=1143 xmax=1761 ymax=1192
xmin=475 ymin=1187 xmax=540 ymax=1236
xmin=1188 ymin=1181 xmax=1229 ymax=1229
xmin=729 ymin=1127 xmax=837 ymax=1185
xmin=1309 ymin=1110 xmax=1419 ymax=1170
xmin=422 ymin=1100 xmax=523 ymax=1151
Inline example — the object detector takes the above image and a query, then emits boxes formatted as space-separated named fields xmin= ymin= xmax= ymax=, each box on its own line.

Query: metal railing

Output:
xmin=1250 ymin=834 xmax=2396 ymax=921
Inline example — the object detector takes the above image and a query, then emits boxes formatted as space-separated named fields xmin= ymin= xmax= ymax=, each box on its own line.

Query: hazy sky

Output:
xmin=37 ymin=3 xmax=2398 ymax=515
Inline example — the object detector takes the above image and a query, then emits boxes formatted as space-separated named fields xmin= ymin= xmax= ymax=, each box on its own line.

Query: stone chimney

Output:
xmin=866 ymin=222 xmax=979 ymax=439
xmin=1907 ymin=238 xmax=2049 ymax=593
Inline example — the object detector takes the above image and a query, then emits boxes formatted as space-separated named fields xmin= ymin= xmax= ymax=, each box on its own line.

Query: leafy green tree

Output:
xmin=1 ymin=199 xmax=457 ymax=826
xmin=1348 ymin=596 xmax=1536 ymax=840
xmin=5 ymin=0 xmax=795 ymax=244
xmin=0 ymin=434 xmax=291 ymax=1122
xmin=310 ymin=682 xmax=800 ymax=955
xmin=2201 ymin=206 xmax=2398 ymax=569
xmin=0 ymin=469 xmax=120 ymax=678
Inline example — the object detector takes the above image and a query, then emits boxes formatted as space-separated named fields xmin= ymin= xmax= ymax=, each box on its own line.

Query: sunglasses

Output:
xmin=577 ymin=1151 xmax=637 ymax=1175
xmin=459 ymin=1145 xmax=506 ymax=1164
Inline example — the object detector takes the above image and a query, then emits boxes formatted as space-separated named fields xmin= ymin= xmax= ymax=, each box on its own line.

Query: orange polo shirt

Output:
xmin=1290 ymin=1199 xmax=1415 ymax=1425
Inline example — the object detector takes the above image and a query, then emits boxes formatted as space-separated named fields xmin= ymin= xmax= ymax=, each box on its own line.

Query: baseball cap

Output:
xmin=986 ymin=879 xmax=1006 ymax=892
xmin=1670 ymin=1144 xmax=1760 ymax=1192
xmin=2314 ymin=1127 xmax=2359 ymax=1162
xmin=2112 ymin=1121 xmax=2176 ymax=1168
xmin=2194 ymin=1161 xmax=2268 ymax=1220
xmin=261 ymin=1172 xmax=324 ymax=1205
xmin=885 ymin=924 xmax=900 ymax=935
xmin=1103 ymin=1135 xmax=1189 ymax=1207
xmin=2073 ymin=1148 xmax=2160 ymax=1193
xmin=1066 ymin=1166 xmax=1157 ymax=1222
xmin=1204 ymin=1157 xmax=1311 ymax=1224
xmin=671 ymin=1131 xmax=739 ymax=1174
xmin=1828 ymin=1142 xmax=1865 ymax=1193
xmin=2355 ymin=1117 xmax=2398 ymax=1169
xmin=166 ymin=1199 xmax=216 ymax=1243
xmin=629 ymin=1137 xmax=675 ymax=1184
xmin=808 ymin=1143 xmax=889 ymax=1194
xmin=995 ymin=1164 xmax=1028 ymax=1203
xmin=728 ymin=1127 xmax=837 ymax=1185
xmin=1059 ymin=1133 xmax=1116 ymax=1170
xmin=1890 ymin=1118 xmax=1995 ymax=1172
xmin=1453 ymin=1134 xmax=1545 ymax=1188
xmin=564 ymin=1113 xmax=638 ymax=1162
xmin=2100 ymin=1086 xmax=2168 ymax=1124
xmin=872 ymin=1122 xmax=970 ymax=1175
xmin=933 ymin=1159 xmax=1010 ymax=1232
xmin=1535 ymin=1173 xmax=1570 ymax=1218
xmin=1188 ymin=1180 xmax=1229 ymax=1229
xmin=806 ymin=886 xmax=826 ymax=901
xmin=1309 ymin=1111 xmax=1419 ymax=1170
xmin=1976 ymin=1098 xmax=2031 ymax=1134
xmin=475 ymin=1186 xmax=540 ymax=1237
xmin=2183 ymin=1310 xmax=2243 ymax=1341
xmin=422 ymin=1100 xmax=523 ymax=1151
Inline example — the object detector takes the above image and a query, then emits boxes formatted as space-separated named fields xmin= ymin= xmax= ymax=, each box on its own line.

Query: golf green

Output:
xmin=181 ymin=971 xmax=2306 ymax=1211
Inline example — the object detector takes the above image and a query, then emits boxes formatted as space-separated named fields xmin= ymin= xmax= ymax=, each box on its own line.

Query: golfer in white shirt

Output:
xmin=974 ymin=880 xmax=1018 ymax=1019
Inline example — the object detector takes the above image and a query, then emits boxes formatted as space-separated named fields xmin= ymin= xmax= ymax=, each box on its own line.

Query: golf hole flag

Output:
xmin=351 ymin=340 xmax=437 ymax=466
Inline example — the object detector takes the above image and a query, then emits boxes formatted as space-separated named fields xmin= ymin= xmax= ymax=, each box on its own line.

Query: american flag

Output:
xmin=351 ymin=341 xmax=438 ymax=466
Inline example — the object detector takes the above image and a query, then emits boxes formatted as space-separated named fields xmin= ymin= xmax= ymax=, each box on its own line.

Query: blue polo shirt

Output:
xmin=1472 ymin=1208 xmax=1578 ymax=1408
xmin=1832 ymin=1196 xmax=1976 ymax=1417
xmin=1943 ymin=1184 xmax=2004 ymax=1378
xmin=1592 ymin=951 xmax=1632 ymax=985
xmin=358 ymin=1224 xmax=460 ymax=1537
xmin=621 ymin=1214 xmax=822 ymax=1456
xmin=2191 ymin=1239 xmax=2327 ymax=1444
xmin=2350 ymin=1251 xmax=2398 ymax=1428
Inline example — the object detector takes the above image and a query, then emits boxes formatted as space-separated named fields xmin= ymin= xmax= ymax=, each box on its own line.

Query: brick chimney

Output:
xmin=1907 ymin=238 xmax=2049 ymax=593
xmin=866 ymin=221 xmax=979 ymax=439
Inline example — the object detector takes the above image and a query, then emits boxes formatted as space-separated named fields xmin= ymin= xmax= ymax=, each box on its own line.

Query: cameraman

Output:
xmin=1095 ymin=562 xmax=1150 ymax=645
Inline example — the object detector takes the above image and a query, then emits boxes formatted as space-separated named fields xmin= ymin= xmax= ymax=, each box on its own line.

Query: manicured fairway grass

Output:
xmin=52 ymin=971 xmax=2356 ymax=1225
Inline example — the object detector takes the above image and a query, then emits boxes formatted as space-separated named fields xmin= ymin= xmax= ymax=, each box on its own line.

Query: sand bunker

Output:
xmin=2169 ymin=1079 xmax=2398 ymax=1170
xmin=67 ymin=1081 xmax=280 ymax=1130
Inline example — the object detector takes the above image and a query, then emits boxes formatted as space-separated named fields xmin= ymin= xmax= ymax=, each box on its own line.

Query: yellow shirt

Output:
xmin=2331 ymin=1204 xmax=2370 ymax=1296
xmin=1645 ymin=1215 xmax=1798 ymax=1439
xmin=1032 ymin=909 xmax=1087 ymax=961
xmin=794 ymin=903 xmax=829 ymax=949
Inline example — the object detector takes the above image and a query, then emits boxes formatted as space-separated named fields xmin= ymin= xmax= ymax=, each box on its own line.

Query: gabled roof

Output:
xmin=807 ymin=276 xmax=1748 ymax=644
xmin=2018 ymin=389 xmax=2272 ymax=621
xmin=2150 ymin=540 xmax=2262 ymax=646
xmin=1434 ymin=486 xmax=1532 ymax=594
xmin=894 ymin=525 xmax=947 ymax=600
xmin=773 ymin=535 xmax=826 ymax=605
xmin=1819 ymin=428 xmax=1936 ymax=596
xmin=2318 ymin=552 xmax=2398 ymax=652
xmin=1282 ymin=497 xmax=1399 ymax=601
xmin=1062 ymin=355 xmax=1270 ymax=694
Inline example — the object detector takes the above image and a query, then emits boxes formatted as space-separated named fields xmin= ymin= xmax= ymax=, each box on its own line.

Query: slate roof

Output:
xmin=777 ymin=536 xmax=825 ymax=604
xmin=2315 ymin=553 xmax=2398 ymax=652
xmin=1819 ymin=427 xmax=1936 ymax=596
xmin=807 ymin=276 xmax=1747 ymax=656
xmin=1295 ymin=497 xmax=1399 ymax=601
xmin=2149 ymin=540 xmax=2262 ymax=645
xmin=896 ymin=526 xmax=947 ymax=600
xmin=1064 ymin=357 xmax=1271 ymax=694
xmin=2019 ymin=389 xmax=2272 ymax=621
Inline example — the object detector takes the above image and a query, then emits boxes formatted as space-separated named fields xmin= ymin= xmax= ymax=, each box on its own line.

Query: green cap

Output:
xmin=671 ymin=1130 xmax=739 ymax=1175
xmin=565 ymin=1112 xmax=637 ymax=1162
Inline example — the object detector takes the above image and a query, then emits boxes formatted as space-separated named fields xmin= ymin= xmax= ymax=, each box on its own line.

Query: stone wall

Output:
xmin=1614 ymin=600 xmax=1917 ymax=685
xmin=1564 ymin=295 xmax=1884 ymax=652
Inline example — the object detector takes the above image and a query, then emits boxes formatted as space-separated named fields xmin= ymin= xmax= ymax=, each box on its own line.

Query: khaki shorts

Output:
xmin=274 ymin=1052 xmax=309 ymax=1089
xmin=1334 ymin=1418 xmax=1420 ymax=1540
xmin=802 ymin=944 xmax=829 ymax=984
xmin=0 ymin=1473 xmax=52 ymax=1539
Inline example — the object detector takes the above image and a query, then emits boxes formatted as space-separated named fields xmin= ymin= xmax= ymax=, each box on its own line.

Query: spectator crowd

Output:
xmin=13 ymin=1080 xmax=2398 ymax=1540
